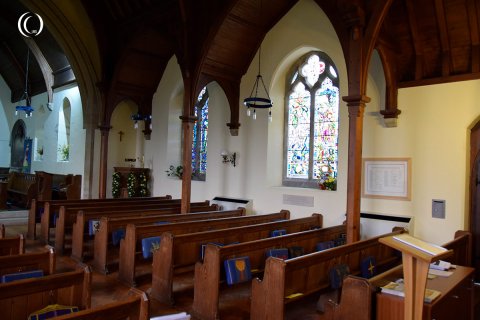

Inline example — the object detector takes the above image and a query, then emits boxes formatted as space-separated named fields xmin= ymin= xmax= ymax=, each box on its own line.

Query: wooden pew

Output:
xmin=118 ymin=210 xmax=291 ymax=286
xmin=30 ymin=195 xmax=172 ymax=241
xmin=92 ymin=209 xmax=246 ymax=274
xmin=35 ymin=171 xmax=82 ymax=202
xmin=0 ymin=234 xmax=25 ymax=256
xmin=0 ymin=264 xmax=91 ymax=320
xmin=248 ymin=229 xmax=406 ymax=320
xmin=7 ymin=172 xmax=36 ymax=208
xmin=192 ymin=224 xmax=347 ymax=320
xmin=151 ymin=214 xmax=324 ymax=305
xmin=0 ymin=246 xmax=55 ymax=278
xmin=40 ymin=196 xmax=178 ymax=244
xmin=323 ymin=230 xmax=472 ymax=320
xmin=0 ymin=223 xmax=4 ymax=238
xmin=52 ymin=289 xmax=149 ymax=320
xmin=55 ymin=201 xmax=216 ymax=255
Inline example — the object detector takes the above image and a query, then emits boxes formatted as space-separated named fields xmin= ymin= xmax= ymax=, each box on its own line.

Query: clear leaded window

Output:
xmin=192 ymin=87 xmax=209 ymax=181
xmin=283 ymin=52 xmax=339 ymax=190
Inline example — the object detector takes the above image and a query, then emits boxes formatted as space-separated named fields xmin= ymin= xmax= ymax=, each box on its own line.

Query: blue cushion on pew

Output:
xmin=316 ymin=240 xmax=335 ymax=251
xmin=1 ymin=269 xmax=44 ymax=283
xmin=154 ymin=221 xmax=171 ymax=225
xmin=141 ymin=236 xmax=161 ymax=259
xmin=88 ymin=220 xmax=100 ymax=236
xmin=329 ymin=264 xmax=350 ymax=289
xmin=52 ymin=214 xmax=58 ymax=227
xmin=200 ymin=242 xmax=224 ymax=260
xmin=360 ymin=256 xmax=376 ymax=279
xmin=270 ymin=229 xmax=287 ymax=237
xmin=111 ymin=229 xmax=125 ymax=246
xmin=224 ymin=256 xmax=252 ymax=285
xmin=288 ymin=246 xmax=304 ymax=258
xmin=266 ymin=248 xmax=289 ymax=260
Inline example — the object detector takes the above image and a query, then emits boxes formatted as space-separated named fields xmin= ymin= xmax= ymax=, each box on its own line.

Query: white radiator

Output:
xmin=211 ymin=197 xmax=253 ymax=215
xmin=360 ymin=212 xmax=413 ymax=240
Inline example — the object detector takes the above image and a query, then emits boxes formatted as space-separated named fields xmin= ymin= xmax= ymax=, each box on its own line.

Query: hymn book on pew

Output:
xmin=380 ymin=279 xmax=441 ymax=303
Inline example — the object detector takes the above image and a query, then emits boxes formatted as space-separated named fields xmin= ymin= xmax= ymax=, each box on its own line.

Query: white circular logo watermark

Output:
xmin=18 ymin=12 xmax=44 ymax=37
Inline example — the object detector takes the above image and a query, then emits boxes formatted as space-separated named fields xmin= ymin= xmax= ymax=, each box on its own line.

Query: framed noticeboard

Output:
xmin=362 ymin=158 xmax=411 ymax=201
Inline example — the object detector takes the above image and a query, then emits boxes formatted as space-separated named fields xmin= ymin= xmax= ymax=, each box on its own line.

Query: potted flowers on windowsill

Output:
xmin=165 ymin=165 xmax=184 ymax=179
xmin=165 ymin=165 xmax=197 ymax=179
xmin=319 ymin=176 xmax=337 ymax=191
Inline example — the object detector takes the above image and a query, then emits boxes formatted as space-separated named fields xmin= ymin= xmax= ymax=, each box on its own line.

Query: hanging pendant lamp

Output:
xmin=16 ymin=48 xmax=34 ymax=118
xmin=243 ymin=45 xmax=273 ymax=122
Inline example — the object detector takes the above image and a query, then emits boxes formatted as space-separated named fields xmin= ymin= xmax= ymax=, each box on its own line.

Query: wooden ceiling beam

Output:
xmin=399 ymin=71 xmax=480 ymax=88
xmin=467 ymin=0 xmax=480 ymax=72
xmin=405 ymin=0 xmax=424 ymax=80
xmin=434 ymin=0 xmax=451 ymax=76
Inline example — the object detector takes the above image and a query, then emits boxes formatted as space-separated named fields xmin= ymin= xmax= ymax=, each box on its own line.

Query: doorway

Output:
xmin=10 ymin=120 xmax=26 ymax=171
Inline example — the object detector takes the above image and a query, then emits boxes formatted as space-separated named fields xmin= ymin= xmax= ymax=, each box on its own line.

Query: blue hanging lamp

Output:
xmin=16 ymin=48 xmax=34 ymax=118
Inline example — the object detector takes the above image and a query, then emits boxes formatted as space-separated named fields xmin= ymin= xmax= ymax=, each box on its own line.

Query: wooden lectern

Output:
xmin=379 ymin=234 xmax=452 ymax=320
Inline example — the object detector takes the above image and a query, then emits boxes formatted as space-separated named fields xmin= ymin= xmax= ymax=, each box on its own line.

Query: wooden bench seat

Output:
xmin=151 ymin=214 xmax=324 ymax=305
xmin=39 ymin=196 xmax=178 ymax=244
xmin=0 ymin=246 xmax=55 ymax=279
xmin=118 ymin=210 xmax=291 ymax=286
xmin=0 ymin=234 xmax=25 ymax=256
xmin=28 ymin=195 xmax=172 ymax=240
xmin=248 ymin=229 xmax=406 ymax=320
xmin=54 ymin=201 xmax=216 ymax=254
xmin=52 ymin=288 xmax=149 ymax=320
xmin=323 ymin=230 xmax=472 ymax=320
xmin=192 ymin=224 xmax=347 ymax=320
xmin=92 ymin=209 xmax=246 ymax=274
xmin=0 ymin=264 xmax=91 ymax=320
xmin=7 ymin=172 xmax=36 ymax=208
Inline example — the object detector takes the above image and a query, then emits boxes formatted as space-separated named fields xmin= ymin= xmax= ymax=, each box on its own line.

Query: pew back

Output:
xmin=118 ymin=210 xmax=291 ymax=286
xmin=323 ymin=230 xmax=473 ymax=320
xmin=0 ymin=264 xmax=91 ymax=320
xmin=51 ymin=289 xmax=149 ymax=320
xmin=93 ymin=209 xmax=246 ymax=273
xmin=192 ymin=224 xmax=346 ymax=320
xmin=58 ymin=202 xmax=217 ymax=255
xmin=0 ymin=234 xmax=25 ymax=256
xmin=249 ymin=229 xmax=405 ymax=320
xmin=0 ymin=246 xmax=55 ymax=278
xmin=35 ymin=195 xmax=173 ymax=241
xmin=152 ymin=214 xmax=324 ymax=304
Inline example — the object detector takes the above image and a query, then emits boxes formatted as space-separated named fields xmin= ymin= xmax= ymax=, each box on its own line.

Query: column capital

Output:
xmin=179 ymin=115 xmax=198 ymax=123
xmin=98 ymin=124 xmax=112 ymax=134
xmin=342 ymin=94 xmax=371 ymax=106
xmin=226 ymin=122 xmax=241 ymax=136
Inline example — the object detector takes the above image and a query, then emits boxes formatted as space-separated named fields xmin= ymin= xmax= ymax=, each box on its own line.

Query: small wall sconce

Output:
xmin=221 ymin=151 xmax=236 ymax=167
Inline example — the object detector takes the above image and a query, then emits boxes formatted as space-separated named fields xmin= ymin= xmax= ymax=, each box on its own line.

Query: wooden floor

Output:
xmin=5 ymin=223 xmax=480 ymax=319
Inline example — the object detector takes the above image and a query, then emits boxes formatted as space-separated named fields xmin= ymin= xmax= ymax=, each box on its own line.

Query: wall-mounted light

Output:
xmin=220 ymin=151 xmax=236 ymax=167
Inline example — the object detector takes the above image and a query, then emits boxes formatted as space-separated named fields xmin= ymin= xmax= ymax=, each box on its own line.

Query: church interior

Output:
xmin=0 ymin=0 xmax=480 ymax=319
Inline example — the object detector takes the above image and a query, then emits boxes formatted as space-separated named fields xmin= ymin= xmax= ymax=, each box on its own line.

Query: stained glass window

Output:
xmin=192 ymin=87 xmax=208 ymax=181
xmin=284 ymin=52 xmax=339 ymax=190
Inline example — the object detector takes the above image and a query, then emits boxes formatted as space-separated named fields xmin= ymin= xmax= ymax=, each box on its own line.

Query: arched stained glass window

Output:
xmin=283 ymin=51 xmax=339 ymax=190
xmin=192 ymin=87 xmax=209 ymax=181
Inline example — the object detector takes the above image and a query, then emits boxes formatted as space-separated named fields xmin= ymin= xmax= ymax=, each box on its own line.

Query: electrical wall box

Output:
xmin=432 ymin=199 xmax=446 ymax=219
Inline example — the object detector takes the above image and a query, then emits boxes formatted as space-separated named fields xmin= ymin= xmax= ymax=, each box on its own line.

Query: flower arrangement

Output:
xmin=112 ymin=172 xmax=121 ymax=198
xmin=165 ymin=165 xmax=184 ymax=179
xmin=319 ymin=176 xmax=337 ymax=191
xmin=138 ymin=172 xmax=149 ymax=197
xmin=127 ymin=172 xmax=137 ymax=197
xmin=58 ymin=144 xmax=70 ymax=161
xmin=37 ymin=146 xmax=44 ymax=156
